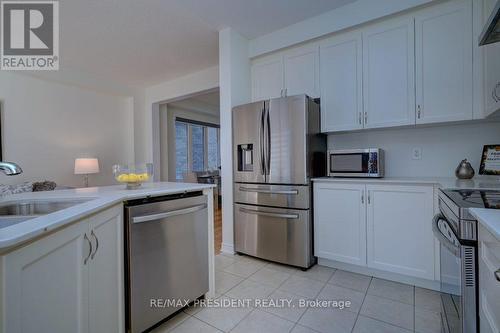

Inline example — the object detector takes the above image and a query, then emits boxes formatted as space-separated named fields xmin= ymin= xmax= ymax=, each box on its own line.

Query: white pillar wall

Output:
xmin=219 ymin=28 xmax=251 ymax=253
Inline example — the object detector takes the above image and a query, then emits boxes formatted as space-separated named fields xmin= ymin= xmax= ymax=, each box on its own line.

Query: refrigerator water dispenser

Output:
xmin=237 ymin=144 xmax=253 ymax=171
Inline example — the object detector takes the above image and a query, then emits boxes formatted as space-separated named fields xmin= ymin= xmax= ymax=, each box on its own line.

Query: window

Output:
xmin=207 ymin=127 xmax=219 ymax=170
xmin=191 ymin=125 xmax=205 ymax=172
xmin=175 ymin=122 xmax=188 ymax=181
xmin=175 ymin=119 xmax=220 ymax=181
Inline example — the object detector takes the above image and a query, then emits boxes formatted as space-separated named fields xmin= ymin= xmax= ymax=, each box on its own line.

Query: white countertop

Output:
xmin=469 ymin=208 xmax=500 ymax=242
xmin=312 ymin=176 xmax=500 ymax=190
xmin=0 ymin=182 xmax=215 ymax=252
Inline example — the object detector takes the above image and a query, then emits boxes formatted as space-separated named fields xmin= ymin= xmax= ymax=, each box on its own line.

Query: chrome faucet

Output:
xmin=0 ymin=162 xmax=23 ymax=175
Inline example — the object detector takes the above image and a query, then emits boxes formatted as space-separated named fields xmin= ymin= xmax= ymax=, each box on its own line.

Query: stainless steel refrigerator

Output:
xmin=232 ymin=94 xmax=326 ymax=269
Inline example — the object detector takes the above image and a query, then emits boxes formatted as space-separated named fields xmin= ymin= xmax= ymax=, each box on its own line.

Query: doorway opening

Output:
xmin=158 ymin=89 xmax=222 ymax=254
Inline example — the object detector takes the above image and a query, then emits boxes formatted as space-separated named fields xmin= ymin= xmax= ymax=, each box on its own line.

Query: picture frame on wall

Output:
xmin=479 ymin=145 xmax=500 ymax=175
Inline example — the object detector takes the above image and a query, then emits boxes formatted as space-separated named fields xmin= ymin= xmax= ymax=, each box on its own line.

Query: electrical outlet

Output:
xmin=412 ymin=148 xmax=422 ymax=160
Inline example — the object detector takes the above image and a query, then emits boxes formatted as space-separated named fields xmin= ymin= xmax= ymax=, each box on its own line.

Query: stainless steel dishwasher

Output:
xmin=124 ymin=191 xmax=209 ymax=333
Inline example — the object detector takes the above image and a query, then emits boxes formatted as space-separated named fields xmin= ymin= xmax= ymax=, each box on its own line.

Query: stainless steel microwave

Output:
xmin=327 ymin=149 xmax=384 ymax=178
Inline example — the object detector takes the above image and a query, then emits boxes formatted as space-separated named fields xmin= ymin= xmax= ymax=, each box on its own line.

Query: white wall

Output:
xmin=137 ymin=66 xmax=219 ymax=171
xmin=328 ymin=122 xmax=500 ymax=178
xmin=0 ymin=72 xmax=134 ymax=187
xmin=219 ymin=28 xmax=251 ymax=253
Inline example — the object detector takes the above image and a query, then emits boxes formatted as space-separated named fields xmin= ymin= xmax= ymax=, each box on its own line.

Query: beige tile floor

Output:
xmin=152 ymin=253 xmax=442 ymax=333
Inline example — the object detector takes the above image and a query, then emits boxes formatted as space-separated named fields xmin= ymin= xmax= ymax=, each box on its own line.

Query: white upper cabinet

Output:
xmin=415 ymin=0 xmax=473 ymax=124
xmin=251 ymin=44 xmax=319 ymax=102
xmin=314 ymin=183 xmax=366 ymax=266
xmin=366 ymin=185 xmax=435 ymax=280
xmin=251 ymin=54 xmax=284 ymax=101
xmin=320 ymin=31 xmax=363 ymax=132
xmin=481 ymin=0 xmax=500 ymax=117
xmin=283 ymin=44 xmax=320 ymax=98
xmin=252 ymin=0 xmax=479 ymax=129
xmin=363 ymin=17 xmax=416 ymax=128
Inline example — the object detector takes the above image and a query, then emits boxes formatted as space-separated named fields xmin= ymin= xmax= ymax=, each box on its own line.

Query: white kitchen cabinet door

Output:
xmin=320 ymin=31 xmax=363 ymax=132
xmin=314 ymin=183 xmax=366 ymax=266
xmin=88 ymin=205 xmax=124 ymax=333
xmin=366 ymin=185 xmax=435 ymax=280
xmin=482 ymin=0 xmax=500 ymax=117
xmin=283 ymin=44 xmax=320 ymax=98
xmin=3 ymin=220 xmax=90 ymax=333
xmin=251 ymin=54 xmax=284 ymax=102
xmin=415 ymin=0 xmax=473 ymax=124
xmin=479 ymin=225 xmax=500 ymax=333
xmin=363 ymin=16 xmax=415 ymax=128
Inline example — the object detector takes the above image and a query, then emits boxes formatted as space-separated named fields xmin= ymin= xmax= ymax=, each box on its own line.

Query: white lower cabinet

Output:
xmin=366 ymin=185 xmax=435 ymax=280
xmin=314 ymin=182 xmax=436 ymax=282
xmin=88 ymin=206 xmax=124 ymax=333
xmin=1 ymin=204 xmax=124 ymax=333
xmin=314 ymin=183 xmax=366 ymax=266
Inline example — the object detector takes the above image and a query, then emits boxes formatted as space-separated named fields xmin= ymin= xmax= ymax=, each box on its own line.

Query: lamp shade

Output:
xmin=74 ymin=158 xmax=100 ymax=174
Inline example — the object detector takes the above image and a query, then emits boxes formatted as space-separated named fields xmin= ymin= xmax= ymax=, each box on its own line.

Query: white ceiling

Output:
xmin=59 ymin=0 xmax=357 ymax=87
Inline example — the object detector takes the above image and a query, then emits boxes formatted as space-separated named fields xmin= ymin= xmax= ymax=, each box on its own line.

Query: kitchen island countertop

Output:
xmin=0 ymin=182 xmax=215 ymax=251
xmin=312 ymin=176 xmax=500 ymax=190
xmin=470 ymin=208 xmax=500 ymax=242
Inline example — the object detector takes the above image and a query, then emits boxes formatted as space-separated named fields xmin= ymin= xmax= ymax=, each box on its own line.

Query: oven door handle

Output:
xmin=432 ymin=214 xmax=460 ymax=257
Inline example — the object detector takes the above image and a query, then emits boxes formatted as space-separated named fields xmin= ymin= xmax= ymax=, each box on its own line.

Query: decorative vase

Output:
xmin=455 ymin=159 xmax=475 ymax=179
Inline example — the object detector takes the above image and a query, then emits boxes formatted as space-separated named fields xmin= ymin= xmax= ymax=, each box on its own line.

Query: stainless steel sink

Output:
xmin=0 ymin=199 xmax=91 ymax=216
xmin=0 ymin=199 xmax=93 ymax=229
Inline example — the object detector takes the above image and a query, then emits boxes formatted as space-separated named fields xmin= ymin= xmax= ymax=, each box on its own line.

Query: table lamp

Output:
xmin=74 ymin=158 xmax=100 ymax=187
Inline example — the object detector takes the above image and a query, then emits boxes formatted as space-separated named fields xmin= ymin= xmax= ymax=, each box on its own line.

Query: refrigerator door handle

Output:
xmin=265 ymin=102 xmax=271 ymax=176
xmin=259 ymin=104 xmax=266 ymax=176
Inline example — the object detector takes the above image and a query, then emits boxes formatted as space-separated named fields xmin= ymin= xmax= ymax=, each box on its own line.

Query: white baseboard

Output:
xmin=318 ymin=258 xmax=441 ymax=291
xmin=221 ymin=242 xmax=235 ymax=254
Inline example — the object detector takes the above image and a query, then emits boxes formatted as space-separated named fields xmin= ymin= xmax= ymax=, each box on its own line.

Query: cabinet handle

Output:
xmin=358 ymin=112 xmax=362 ymax=125
xmin=495 ymin=269 xmax=500 ymax=282
xmin=417 ymin=105 xmax=421 ymax=119
xmin=90 ymin=230 xmax=99 ymax=260
xmin=361 ymin=193 xmax=364 ymax=204
xmin=84 ymin=233 xmax=92 ymax=265
xmin=368 ymin=192 xmax=371 ymax=204
xmin=364 ymin=111 xmax=368 ymax=124
xmin=284 ymin=88 xmax=287 ymax=97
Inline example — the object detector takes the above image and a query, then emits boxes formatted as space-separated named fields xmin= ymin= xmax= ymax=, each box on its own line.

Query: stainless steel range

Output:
xmin=435 ymin=189 xmax=500 ymax=333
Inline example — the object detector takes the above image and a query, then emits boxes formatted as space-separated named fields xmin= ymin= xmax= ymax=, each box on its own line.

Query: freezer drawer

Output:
xmin=234 ymin=203 xmax=313 ymax=268
xmin=234 ymin=183 xmax=310 ymax=209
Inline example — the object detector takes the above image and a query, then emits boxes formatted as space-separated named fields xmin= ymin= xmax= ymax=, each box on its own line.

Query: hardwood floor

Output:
xmin=214 ymin=204 xmax=222 ymax=255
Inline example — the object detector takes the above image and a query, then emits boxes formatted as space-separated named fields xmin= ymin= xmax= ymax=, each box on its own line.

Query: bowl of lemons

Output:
xmin=113 ymin=163 xmax=153 ymax=189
